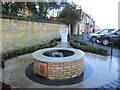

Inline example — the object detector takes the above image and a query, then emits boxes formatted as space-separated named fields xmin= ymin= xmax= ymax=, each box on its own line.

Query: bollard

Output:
xmin=110 ymin=37 xmax=113 ymax=59
xmin=92 ymin=40 xmax=93 ymax=45
xmin=82 ymin=32 xmax=83 ymax=41
xmin=2 ymin=59 xmax=5 ymax=68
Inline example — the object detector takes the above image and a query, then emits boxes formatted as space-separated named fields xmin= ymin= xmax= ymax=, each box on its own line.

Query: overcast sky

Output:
xmin=72 ymin=0 xmax=119 ymax=29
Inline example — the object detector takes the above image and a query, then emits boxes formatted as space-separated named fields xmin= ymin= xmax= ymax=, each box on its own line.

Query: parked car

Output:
xmin=97 ymin=29 xmax=120 ymax=46
xmin=87 ymin=29 xmax=115 ymax=42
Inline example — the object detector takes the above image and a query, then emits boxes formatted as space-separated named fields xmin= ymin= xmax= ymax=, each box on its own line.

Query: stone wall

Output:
xmin=2 ymin=18 xmax=67 ymax=52
xmin=48 ymin=58 xmax=84 ymax=80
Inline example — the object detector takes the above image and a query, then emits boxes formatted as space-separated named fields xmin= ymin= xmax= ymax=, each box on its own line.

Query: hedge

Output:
xmin=70 ymin=37 xmax=108 ymax=55
xmin=2 ymin=37 xmax=108 ymax=60
xmin=2 ymin=38 xmax=60 ymax=61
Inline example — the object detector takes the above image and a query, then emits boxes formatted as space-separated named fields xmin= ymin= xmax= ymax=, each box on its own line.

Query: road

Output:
xmin=74 ymin=34 xmax=120 ymax=58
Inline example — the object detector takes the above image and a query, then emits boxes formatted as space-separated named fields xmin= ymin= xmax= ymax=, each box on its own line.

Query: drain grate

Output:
xmin=95 ymin=80 xmax=120 ymax=89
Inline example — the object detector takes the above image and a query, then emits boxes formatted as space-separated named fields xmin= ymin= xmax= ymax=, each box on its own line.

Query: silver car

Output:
xmin=87 ymin=29 xmax=115 ymax=42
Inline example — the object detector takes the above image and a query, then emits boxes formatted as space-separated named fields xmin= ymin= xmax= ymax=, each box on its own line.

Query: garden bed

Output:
xmin=2 ymin=38 xmax=60 ymax=61
xmin=69 ymin=38 xmax=108 ymax=55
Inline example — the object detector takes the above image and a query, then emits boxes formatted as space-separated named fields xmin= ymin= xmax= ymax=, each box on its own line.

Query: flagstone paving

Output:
xmin=0 ymin=52 xmax=119 ymax=88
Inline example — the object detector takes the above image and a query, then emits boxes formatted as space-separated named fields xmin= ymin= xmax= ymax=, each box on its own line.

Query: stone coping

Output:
xmin=1 ymin=15 xmax=64 ymax=24
xmin=32 ymin=48 xmax=84 ymax=63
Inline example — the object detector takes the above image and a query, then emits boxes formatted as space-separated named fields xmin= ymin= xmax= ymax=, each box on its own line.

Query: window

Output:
xmin=100 ymin=29 xmax=114 ymax=34
xmin=116 ymin=29 xmax=120 ymax=34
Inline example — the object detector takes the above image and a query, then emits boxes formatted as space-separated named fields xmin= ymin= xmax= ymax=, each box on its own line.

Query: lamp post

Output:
xmin=79 ymin=8 xmax=84 ymax=41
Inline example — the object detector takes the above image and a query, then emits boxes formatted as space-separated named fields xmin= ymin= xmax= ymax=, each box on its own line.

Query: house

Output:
xmin=73 ymin=10 xmax=96 ymax=35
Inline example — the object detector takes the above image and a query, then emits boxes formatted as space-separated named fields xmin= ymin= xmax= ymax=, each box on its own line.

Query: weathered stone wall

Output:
xmin=48 ymin=58 xmax=84 ymax=80
xmin=2 ymin=18 xmax=67 ymax=52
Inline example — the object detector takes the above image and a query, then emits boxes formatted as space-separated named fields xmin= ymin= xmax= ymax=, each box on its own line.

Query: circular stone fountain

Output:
xmin=32 ymin=48 xmax=84 ymax=80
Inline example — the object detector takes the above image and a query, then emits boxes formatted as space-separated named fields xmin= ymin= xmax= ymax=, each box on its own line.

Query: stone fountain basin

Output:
xmin=32 ymin=48 xmax=85 ymax=80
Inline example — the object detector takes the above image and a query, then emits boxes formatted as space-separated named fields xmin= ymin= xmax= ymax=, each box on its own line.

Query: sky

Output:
xmin=72 ymin=0 xmax=119 ymax=29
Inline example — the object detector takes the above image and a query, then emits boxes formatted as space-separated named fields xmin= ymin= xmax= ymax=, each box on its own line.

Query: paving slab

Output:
xmin=0 ymin=51 xmax=119 ymax=88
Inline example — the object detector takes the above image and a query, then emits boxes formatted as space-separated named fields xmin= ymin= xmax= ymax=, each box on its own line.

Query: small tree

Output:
xmin=60 ymin=3 xmax=80 ymax=36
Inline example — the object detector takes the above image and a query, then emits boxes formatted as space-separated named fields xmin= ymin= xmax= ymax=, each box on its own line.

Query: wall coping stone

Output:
xmin=32 ymin=48 xmax=84 ymax=63
xmin=1 ymin=15 xmax=65 ymax=25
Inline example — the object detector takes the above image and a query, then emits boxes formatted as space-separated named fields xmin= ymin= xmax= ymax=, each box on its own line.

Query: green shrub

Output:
xmin=2 ymin=49 xmax=19 ymax=60
xmin=79 ymin=45 xmax=87 ymax=51
xmin=50 ymin=37 xmax=60 ymax=43
xmin=2 ymin=38 xmax=59 ymax=61
xmin=69 ymin=40 xmax=77 ymax=48
xmin=97 ymin=48 xmax=108 ymax=55
xmin=70 ymin=38 xmax=108 ymax=55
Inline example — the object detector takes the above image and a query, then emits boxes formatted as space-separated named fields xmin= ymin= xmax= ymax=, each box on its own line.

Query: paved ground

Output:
xmin=0 ymin=42 xmax=119 ymax=89
xmin=0 ymin=51 xmax=119 ymax=88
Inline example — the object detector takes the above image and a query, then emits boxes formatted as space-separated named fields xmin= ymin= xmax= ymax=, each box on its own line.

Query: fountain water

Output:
xmin=49 ymin=52 xmax=64 ymax=57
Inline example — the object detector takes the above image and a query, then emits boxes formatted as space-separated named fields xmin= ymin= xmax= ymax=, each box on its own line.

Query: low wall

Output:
xmin=2 ymin=18 xmax=67 ymax=52
xmin=48 ymin=58 xmax=84 ymax=80
xmin=33 ymin=58 xmax=84 ymax=80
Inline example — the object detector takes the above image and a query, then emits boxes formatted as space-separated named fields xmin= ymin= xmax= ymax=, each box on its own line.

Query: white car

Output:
xmin=87 ymin=29 xmax=115 ymax=42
